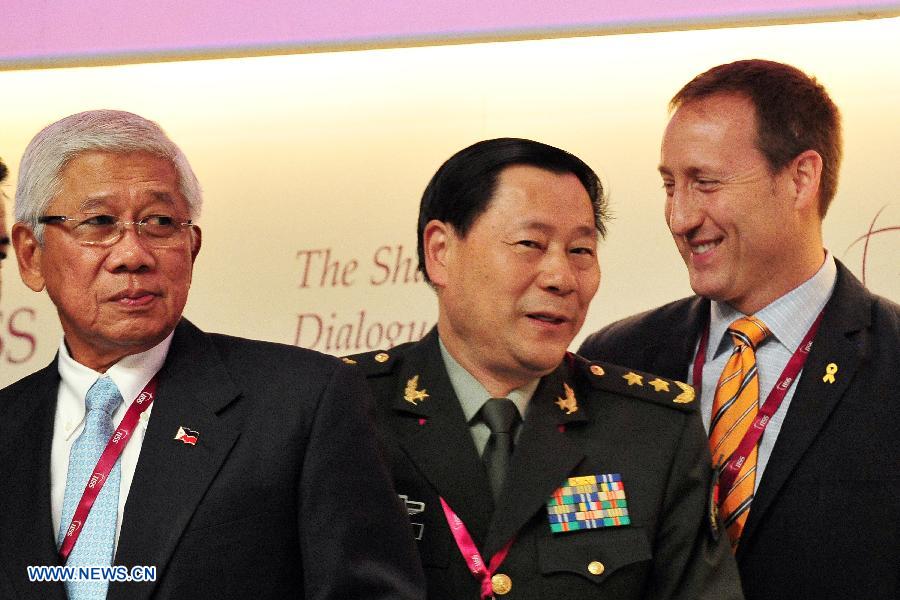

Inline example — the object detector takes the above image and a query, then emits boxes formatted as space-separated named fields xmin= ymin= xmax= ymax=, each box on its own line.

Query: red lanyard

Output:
xmin=440 ymin=497 xmax=514 ymax=599
xmin=58 ymin=377 xmax=158 ymax=561
xmin=693 ymin=311 xmax=824 ymax=497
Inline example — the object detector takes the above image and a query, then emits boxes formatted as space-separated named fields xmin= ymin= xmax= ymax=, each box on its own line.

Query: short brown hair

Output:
xmin=671 ymin=59 xmax=842 ymax=216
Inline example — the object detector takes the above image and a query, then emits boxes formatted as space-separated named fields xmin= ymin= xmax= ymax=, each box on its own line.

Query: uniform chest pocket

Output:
xmin=537 ymin=526 xmax=652 ymax=585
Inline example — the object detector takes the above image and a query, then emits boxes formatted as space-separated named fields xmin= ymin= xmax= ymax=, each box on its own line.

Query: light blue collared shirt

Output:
xmin=689 ymin=252 xmax=837 ymax=492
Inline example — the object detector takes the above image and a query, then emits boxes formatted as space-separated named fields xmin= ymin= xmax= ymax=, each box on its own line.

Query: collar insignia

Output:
xmin=404 ymin=375 xmax=429 ymax=405
xmin=555 ymin=383 xmax=578 ymax=414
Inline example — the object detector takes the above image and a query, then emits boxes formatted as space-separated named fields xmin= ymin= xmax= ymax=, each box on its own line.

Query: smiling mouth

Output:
xmin=690 ymin=240 xmax=721 ymax=254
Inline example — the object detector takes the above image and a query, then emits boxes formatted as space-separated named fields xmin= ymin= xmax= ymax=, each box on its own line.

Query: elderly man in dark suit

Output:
xmin=348 ymin=138 xmax=742 ymax=599
xmin=0 ymin=110 xmax=425 ymax=600
xmin=580 ymin=60 xmax=900 ymax=600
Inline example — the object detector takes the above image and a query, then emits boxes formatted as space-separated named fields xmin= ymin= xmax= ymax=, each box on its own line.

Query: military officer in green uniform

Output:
xmin=347 ymin=138 xmax=742 ymax=599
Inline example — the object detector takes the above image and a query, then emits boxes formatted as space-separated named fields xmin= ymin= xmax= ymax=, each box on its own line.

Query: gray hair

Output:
xmin=15 ymin=109 xmax=202 ymax=242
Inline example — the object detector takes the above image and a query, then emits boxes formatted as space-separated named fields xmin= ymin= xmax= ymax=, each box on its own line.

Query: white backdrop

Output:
xmin=1 ymin=17 xmax=898 ymax=387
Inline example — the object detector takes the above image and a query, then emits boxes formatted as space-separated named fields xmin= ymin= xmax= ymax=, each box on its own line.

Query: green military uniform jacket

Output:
xmin=348 ymin=328 xmax=742 ymax=599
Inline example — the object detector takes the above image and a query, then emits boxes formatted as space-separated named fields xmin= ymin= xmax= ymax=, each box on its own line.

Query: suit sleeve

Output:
xmin=298 ymin=361 xmax=426 ymax=600
xmin=646 ymin=411 xmax=745 ymax=600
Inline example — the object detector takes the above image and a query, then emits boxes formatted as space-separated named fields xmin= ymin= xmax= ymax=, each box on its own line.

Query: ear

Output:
xmin=11 ymin=223 xmax=46 ymax=292
xmin=189 ymin=225 xmax=202 ymax=262
xmin=422 ymin=219 xmax=452 ymax=287
xmin=789 ymin=149 xmax=823 ymax=214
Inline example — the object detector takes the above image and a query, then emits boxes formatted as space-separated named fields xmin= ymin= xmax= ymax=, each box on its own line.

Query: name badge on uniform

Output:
xmin=546 ymin=473 xmax=630 ymax=533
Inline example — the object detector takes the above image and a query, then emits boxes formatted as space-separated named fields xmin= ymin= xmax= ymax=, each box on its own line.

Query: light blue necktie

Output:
xmin=58 ymin=376 xmax=123 ymax=600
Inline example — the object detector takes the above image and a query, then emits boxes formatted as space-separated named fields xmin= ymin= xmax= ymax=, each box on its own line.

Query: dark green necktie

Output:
xmin=480 ymin=398 xmax=520 ymax=501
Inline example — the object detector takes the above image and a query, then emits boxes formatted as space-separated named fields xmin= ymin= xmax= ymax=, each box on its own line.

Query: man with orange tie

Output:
xmin=579 ymin=60 xmax=900 ymax=600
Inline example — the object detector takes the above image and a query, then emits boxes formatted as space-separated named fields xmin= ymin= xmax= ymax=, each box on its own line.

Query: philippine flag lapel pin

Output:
xmin=175 ymin=426 xmax=199 ymax=446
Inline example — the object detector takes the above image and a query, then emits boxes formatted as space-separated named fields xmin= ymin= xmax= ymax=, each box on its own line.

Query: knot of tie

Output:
xmin=728 ymin=316 xmax=770 ymax=351
xmin=480 ymin=398 xmax=520 ymax=434
xmin=86 ymin=377 xmax=124 ymax=415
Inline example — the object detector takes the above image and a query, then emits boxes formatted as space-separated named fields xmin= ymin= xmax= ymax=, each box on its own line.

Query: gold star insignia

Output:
xmin=342 ymin=357 xmax=357 ymax=365
xmin=404 ymin=375 xmax=429 ymax=405
xmin=673 ymin=381 xmax=695 ymax=404
xmin=648 ymin=378 xmax=670 ymax=392
xmin=623 ymin=372 xmax=644 ymax=386
xmin=555 ymin=383 xmax=578 ymax=414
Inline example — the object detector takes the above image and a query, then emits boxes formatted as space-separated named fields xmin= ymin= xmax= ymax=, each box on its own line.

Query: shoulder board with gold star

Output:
xmin=341 ymin=347 xmax=407 ymax=377
xmin=572 ymin=355 xmax=697 ymax=412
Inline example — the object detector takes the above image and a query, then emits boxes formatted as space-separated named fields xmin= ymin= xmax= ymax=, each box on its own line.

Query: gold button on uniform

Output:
xmin=588 ymin=561 xmax=605 ymax=576
xmin=590 ymin=365 xmax=605 ymax=377
xmin=341 ymin=357 xmax=357 ymax=365
xmin=491 ymin=573 xmax=512 ymax=595
xmin=374 ymin=352 xmax=390 ymax=363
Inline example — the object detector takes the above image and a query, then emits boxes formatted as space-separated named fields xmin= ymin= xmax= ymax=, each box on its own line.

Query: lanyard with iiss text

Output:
xmin=58 ymin=376 xmax=158 ymax=562
xmin=693 ymin=310 xmax=824 ymax=497
xmin=440 ymin=497 xmax=514 ymax=599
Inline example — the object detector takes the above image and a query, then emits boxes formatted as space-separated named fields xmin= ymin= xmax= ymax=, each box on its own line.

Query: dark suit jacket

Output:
xmin=0 ymin=319 xmax=425 ymax=600
xmin=579 ymin=261 xmax=900 ymax=600
xmin=349 ymin=329 xmax=742 ymax=600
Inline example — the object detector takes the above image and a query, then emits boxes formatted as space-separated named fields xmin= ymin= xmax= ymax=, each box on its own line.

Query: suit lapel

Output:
xmin=387 ymin=331 xmax=494 ymax=545
xmin=484 ymin=363 xmax=587 ymax=557
xmin=0 ymin=363 xmax=67 ymax=600
xmin=739 ymin=265 xmax=870 ymax=552
xmin=110 ymin=320 xmax=240 ymax=600
xmin=652 ymin=297 xmax=708 ymax=382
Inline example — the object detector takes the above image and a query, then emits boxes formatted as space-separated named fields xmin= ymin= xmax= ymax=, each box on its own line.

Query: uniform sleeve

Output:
xmin=298 ymin=361 xmax=426 ymax=600
xmin=645 ymin=411 xmax=745 ymax=600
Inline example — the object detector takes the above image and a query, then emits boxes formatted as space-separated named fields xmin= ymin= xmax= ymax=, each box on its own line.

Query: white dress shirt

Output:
xmin=51 ymin=333 xmax=173 ymax=550
xmin=689 ymin=252 xmax=837 ymax=492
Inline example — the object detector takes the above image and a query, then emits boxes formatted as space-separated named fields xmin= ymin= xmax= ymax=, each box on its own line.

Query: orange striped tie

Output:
xmin=709 ymin=315 xmax=770 ymax=549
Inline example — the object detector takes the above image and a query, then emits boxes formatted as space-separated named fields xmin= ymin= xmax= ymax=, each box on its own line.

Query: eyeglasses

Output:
xmin=37 ymin=214 xmax=195 ymax=248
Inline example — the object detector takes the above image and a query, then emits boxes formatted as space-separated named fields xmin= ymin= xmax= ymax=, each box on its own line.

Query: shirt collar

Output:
xmin=709 ymin=251 xmax=837 ymax=358
xmin=57 ymin=332 xmax=174 ymax=427
xmin=438 ymin=337 xmax=538 ymax=423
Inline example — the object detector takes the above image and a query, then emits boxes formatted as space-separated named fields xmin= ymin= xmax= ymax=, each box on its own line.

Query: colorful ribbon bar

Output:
xmin=546 ymin=473 xmax=630 ymax=533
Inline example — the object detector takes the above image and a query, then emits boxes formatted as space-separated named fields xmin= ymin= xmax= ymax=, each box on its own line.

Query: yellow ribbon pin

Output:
xmin=822 ymin=363 xmax=838 ymax=384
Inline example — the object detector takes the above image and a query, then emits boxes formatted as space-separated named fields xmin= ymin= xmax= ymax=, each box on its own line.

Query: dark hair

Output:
xmin=0 ymin=158 xmax=7 ymax=183
xmin=671 ymin=59 xmax=842 ymax=216
xmin=416 ymin=137 xmax=607 ymax=282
